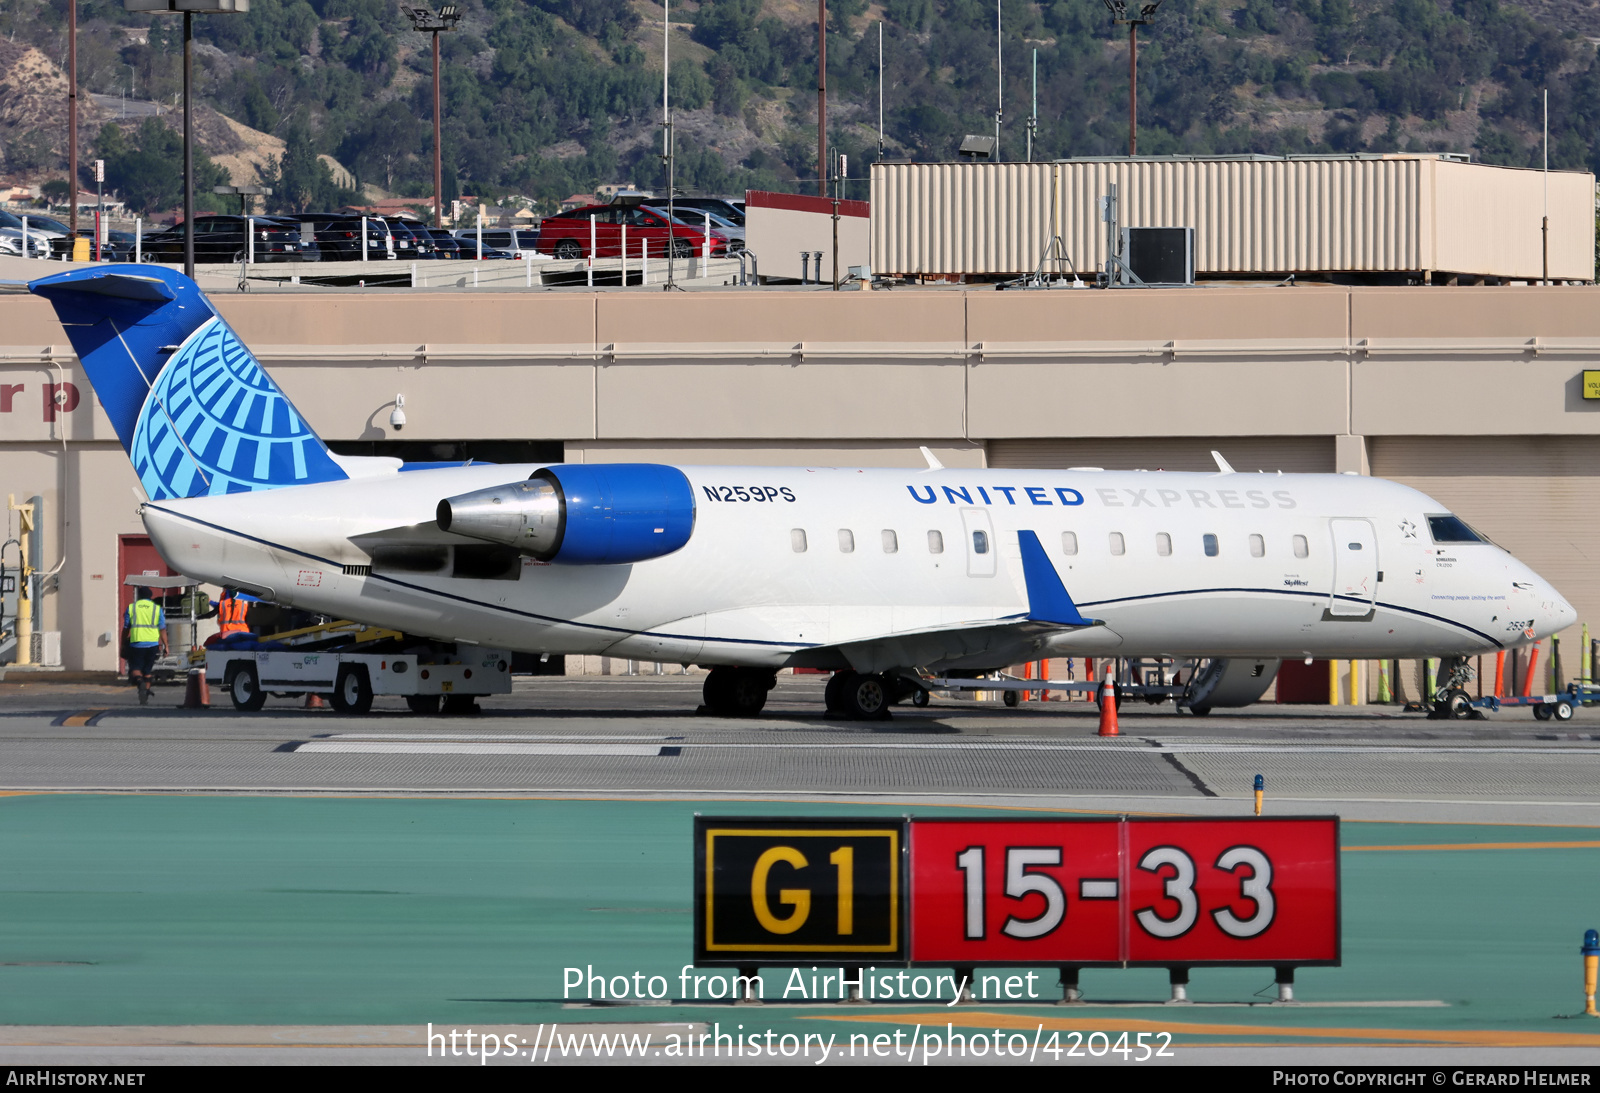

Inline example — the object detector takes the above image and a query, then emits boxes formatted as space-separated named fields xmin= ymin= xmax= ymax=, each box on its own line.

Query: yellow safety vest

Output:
xmin=125 ymin=599 xmax=161 ymax=645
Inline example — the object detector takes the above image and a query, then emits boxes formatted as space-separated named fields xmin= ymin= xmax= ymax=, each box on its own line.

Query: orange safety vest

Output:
xmin=218 ymin=597 xmax=249 ymax=633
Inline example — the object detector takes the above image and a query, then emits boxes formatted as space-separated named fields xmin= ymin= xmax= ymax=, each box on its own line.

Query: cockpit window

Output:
xmin=1427 ymin=515 xmax=1488 ymax=543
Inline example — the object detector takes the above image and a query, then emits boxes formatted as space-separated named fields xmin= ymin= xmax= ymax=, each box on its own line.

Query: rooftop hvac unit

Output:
xmin=1118 ymin=226 xmax=1195 ymax=286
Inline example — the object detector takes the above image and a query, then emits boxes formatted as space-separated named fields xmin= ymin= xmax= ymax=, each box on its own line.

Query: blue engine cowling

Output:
xmin=436 ymin=463 xmax=696 ymax=565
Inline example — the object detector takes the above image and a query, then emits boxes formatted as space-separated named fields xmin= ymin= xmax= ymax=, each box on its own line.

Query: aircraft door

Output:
xmin=960 ymin=508 xmax=997 ymax=578
xmin=1328 ymin=518 xmax=1378 ymax=616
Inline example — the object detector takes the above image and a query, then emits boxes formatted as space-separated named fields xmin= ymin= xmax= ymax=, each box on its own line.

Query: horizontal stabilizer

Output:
xmin=34 ymin=271 xmax=174 ymax=302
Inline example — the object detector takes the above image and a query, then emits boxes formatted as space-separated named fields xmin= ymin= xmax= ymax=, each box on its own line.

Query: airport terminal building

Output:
xmin=3 ymin=155 xmax=1598 ymax=687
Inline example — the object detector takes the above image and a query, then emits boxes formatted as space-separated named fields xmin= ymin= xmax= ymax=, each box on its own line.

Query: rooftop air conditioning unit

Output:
xmin=1120 ymin=226 xmax=1195 ymax=286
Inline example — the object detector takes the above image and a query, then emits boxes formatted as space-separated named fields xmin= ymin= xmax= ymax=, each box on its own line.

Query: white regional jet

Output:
xmin=28 ymin=265 xmax=1576 ymax=718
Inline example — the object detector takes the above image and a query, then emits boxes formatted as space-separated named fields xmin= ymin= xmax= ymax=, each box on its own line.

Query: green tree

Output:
xmin=263 ymin=116 xmax=356 ymax=213
xmin=95 ymin=119 xmax=230 ymax=216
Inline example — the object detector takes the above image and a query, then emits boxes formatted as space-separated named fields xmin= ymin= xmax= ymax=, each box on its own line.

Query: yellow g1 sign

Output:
xmin=694 ymin=818 xmax=905 ymax=963
xmin=1584 ymin=371 xmax=1600 ymax=400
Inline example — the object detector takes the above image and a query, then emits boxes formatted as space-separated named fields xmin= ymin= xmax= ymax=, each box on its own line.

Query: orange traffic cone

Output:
xmin=181 ymin=667 xmax=210 ymax=708
xmin=1097 ymin=676 xmax=1119 ymax=736
xmin=305 ymin=692 xmax=326 ymax=709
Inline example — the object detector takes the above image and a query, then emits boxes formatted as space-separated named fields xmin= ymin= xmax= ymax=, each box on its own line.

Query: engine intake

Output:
xmin=436 ymin=463 xmax=695 ymax=565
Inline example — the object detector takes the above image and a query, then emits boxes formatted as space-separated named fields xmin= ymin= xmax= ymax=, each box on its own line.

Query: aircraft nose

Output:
xmin=1550 ymin=593 xmax=1578 ymax=634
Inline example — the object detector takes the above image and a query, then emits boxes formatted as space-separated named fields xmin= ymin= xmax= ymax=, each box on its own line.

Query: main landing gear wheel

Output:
xmin=1188 ymin=705 xmax=1212 ymax=716
xmin=825 ymin=671 xmax=855 ymax=713
xmin=703 ymin=667 xmax=775 ymax=716
xmin=839 ymin=673 xmax=891 ymax=720
xmin=406 ymin=694 xmax=443 ymax=715
xmin=331 ymin=665 xmax=373 ymax=715
xmin=226 ymin=662 xmax=266 ymax=712
xmin=1444 ymin=689 xmax=1474 ymax=720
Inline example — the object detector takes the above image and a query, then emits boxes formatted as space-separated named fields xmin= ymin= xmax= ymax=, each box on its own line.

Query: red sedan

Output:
xmin=537 ymin=203 xmax=732 ymax=260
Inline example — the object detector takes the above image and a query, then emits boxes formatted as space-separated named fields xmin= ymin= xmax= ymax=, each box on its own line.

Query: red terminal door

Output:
xmin=116 ymin=535 xmax=174 ymax=674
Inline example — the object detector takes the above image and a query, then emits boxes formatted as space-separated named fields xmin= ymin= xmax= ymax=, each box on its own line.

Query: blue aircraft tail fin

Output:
xmin=28 ymin=264 xmax=348 ymax=501
xmin=1017 ymin=530 xmax=1095 ymax=626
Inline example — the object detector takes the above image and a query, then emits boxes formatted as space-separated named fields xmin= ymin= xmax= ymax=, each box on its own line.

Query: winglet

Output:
xmin=1211 ymin=450 xmax=1235 ymax=474
xmin=1017 ymin=530 xmax=1094 ymax=626
xmin=919 ymin=446 xmax=944 ymax=471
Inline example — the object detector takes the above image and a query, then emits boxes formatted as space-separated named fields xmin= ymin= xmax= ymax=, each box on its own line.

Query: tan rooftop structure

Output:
xmin=871 ymin=155 xmax=1597 ymax=283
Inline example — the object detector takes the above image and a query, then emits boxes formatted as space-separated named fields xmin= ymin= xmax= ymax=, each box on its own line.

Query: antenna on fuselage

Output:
xmin=1210 ymin=450 xmax=1235 ymax=474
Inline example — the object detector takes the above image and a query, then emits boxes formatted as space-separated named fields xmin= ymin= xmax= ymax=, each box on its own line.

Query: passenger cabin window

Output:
xmin=1109 ymin=532 xmax=1126 ymax=556
xmin=1249 ymin=533 xmax=1265 ymax=557
xmin=1155 ymin=532 xmax=1172 ymax=556
xmin=790 ymin=529 xmax=808 ymax=553
xmin=1292 ymin=534 xmax=1309 ymax=559
xmin=1061 ymin=531 xmax=1078 ymax=556
xmin=1427 ymin=515 xmax=1488 ymax=543
xmin=838 ymin=529 xmax=855 ymax=553
xmin=972 ymin=530 xmax=989 ymax=554
xmin=1203 ymin=533 xmax=1219 ymax=557
xmin=881 ymin=529 xmax=899 ymax=553
xmin=928 ymin=530 xmax=944 ymax=554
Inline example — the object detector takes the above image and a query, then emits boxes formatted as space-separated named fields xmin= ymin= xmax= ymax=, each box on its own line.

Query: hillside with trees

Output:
xmin=1 ymin=0 xmax=1597 ymax=211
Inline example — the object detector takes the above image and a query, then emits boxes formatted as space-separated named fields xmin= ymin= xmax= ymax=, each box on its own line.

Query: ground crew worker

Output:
xmin=122 ymin=586 xmax=167 ymax=705
xmin=217 ymin=587 xmax=249 ymax=635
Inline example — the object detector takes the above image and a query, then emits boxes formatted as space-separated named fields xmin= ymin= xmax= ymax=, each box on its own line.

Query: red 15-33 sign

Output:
xmin=910 ymin=818 xmax=1338 ymax=966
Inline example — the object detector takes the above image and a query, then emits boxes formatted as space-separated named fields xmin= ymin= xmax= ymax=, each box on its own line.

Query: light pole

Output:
xmin=401 ymin=5 xmax=460 ymax=230
xmin=123 ymin=0 xmax=249 ymax=278
xmin=1102 ymin=0 xmax=1161 ymax=157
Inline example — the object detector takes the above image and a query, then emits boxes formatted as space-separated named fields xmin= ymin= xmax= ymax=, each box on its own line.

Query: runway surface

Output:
xmin=1 ymin=674 xmax=1598 ymax=1066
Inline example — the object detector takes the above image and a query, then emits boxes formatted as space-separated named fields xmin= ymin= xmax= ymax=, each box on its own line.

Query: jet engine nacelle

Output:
xmin=436 ymin=463 xmax=695 ymax=565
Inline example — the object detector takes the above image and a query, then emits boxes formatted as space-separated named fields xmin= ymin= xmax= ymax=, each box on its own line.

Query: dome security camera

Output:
xmin=390 ymin=394 xmax=406 ymax=431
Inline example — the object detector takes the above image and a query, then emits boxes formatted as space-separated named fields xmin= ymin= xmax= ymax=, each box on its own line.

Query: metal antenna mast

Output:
xmin=1028 ymin=47 xmax=1037 ymax=161
xmin=818 ymin=0 xmax=828 ymax=197
xmin=662 ymin=0 xmax=677 ymax=289
xmin=878 ymin=20 xmax=884 ymax=161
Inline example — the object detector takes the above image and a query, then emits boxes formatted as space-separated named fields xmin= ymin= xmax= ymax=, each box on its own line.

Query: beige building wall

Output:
xmin=6 ymin=283 xmax=1600 ymax=670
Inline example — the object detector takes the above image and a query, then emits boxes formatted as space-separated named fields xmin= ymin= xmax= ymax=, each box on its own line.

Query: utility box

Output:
xmin=1121 ymin=226 xmax=1194 ymax=285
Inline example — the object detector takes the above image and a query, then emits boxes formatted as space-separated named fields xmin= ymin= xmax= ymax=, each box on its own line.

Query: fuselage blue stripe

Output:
xmin=148 ymin=505 xmax=1503 ymax=653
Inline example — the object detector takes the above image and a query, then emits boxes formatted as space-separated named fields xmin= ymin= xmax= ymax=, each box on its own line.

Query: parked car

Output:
xmin=451 ymin=227 xmax=540 ymax=258
xmin=669 ymin=197 xmax=745 ymax=228
xmin=0 ymin=227 xmax=51 ymax=258
xmin=536 ymin=204 xmax=732 ymax=260
xmin=654 ymin=205 xmax=744 ymax=248
xmin=141 ymin=215 xmax=310 ymax=263
xmin=380 ymin=217 xmax=437 ymax=258
xmin=0 ymin=209 xmax=69 ymax=240
xmin=275 ymin=213 xmax=396 ymax=260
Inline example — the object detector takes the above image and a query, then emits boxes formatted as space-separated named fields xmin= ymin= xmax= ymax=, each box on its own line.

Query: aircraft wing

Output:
xmin=789 ymin=530 xmax=1102 ymax=673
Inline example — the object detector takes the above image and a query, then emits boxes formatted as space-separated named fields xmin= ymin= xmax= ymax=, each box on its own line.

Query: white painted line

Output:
xmin=295 ymin=742 xmax=670 ymax=756
xmin=301 ymin=738 xmax=1600 ymax=757
xmin=324 ymin=733 xmax=674 ymax=743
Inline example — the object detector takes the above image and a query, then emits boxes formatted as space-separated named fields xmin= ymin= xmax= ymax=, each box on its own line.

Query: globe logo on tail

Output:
xmin=129 ymin=317 xmax=344 ymax=500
